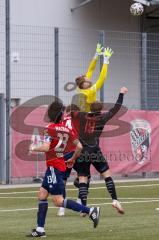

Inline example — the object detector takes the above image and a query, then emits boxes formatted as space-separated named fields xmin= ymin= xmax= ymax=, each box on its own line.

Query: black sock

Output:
xmin=37 ymin=200 xmax=48 ymax=228
xmin=74 ymin=177 xmax=79 ymax=188
xmin=79 ymin=183 xmax=88 ymax=206
xmin=105 ymin=177 xmax=117 ymax=200
xmin=63 ymin=187 xmax=66 ymax=199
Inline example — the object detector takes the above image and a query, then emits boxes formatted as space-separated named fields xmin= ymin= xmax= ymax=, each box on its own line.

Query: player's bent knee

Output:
xmin=79 ymin=176 xmax=88 ymax=183
xmin=101 ymin=169 xmax=111 ymax=179
xmin=38 ymin=187 xmax=48 ymax=200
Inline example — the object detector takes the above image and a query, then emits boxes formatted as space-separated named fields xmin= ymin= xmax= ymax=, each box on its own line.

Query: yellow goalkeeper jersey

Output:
xmin=78 ymin=58 xmax=108 ymax=112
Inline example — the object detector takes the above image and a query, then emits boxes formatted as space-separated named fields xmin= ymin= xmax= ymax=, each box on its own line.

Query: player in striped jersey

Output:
xmin=71 ymin=87 xmax=128 ymax=215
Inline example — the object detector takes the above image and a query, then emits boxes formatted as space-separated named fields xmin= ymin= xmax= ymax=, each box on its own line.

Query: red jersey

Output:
xmin=44 ymin=122 xmax=77 ymax=172
xmin=62 ymin=114 xmax=74 ymax=131
xmin=62 ymin=114 xmax=78 ymax=152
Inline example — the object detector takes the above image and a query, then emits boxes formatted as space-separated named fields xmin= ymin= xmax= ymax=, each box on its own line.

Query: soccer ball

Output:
xmin=130 ymin=3 xmax=144 ymax=16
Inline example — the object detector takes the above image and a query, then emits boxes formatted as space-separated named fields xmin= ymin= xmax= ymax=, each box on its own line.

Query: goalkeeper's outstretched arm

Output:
xmin=86 ymin=43 xmax=103 ymax=80
xmin=94 ymin=47 xmax=113 ymax=91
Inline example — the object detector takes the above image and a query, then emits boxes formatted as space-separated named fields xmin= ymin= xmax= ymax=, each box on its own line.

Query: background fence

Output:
xmin=8 ymin=27 xmax=159 ymax=110
xmin=9 ymin=28 xmax=142 ymax=108
xmin=0 ymin=1 xmax=159 ymax=183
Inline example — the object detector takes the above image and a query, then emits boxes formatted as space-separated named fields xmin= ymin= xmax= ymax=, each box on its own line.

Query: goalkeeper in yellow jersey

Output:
xmin=75 ymin=43 xmax=113 ymax=112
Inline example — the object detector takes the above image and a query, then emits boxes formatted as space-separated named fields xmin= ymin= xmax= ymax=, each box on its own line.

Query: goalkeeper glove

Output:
xmin=94 ymin=43 xmax=104 ymax=59
xmin=103 ymin=47 xmax=114 ymax=64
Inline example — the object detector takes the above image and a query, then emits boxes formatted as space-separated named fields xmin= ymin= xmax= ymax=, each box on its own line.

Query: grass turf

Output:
xmin=0 ymin=180 xmax=159 ymax=240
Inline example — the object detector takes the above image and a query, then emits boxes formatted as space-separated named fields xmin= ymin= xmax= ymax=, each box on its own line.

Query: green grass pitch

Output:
xmin=0 ymin=180 xmax=159 ymax=240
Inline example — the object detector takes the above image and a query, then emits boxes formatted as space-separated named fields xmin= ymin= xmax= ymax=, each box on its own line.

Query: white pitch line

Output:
xmin=67 ymin=183 xmax=159 ymax=191
xmin=89 ymin=199 xmax=159 ymax=206
xmin=0 ymin=196 xmax=37 ymax=199
xmin=1 ymin=178 xmax=159 ymax=189
xmin=116 ymin=183 xmax=159 ymax=188
xmin=0 ymin=191 xmax=38 ymax=195
xmin=0 ymin=207 xmax=57 ymax=212
xmin=1 ymin=199 xmax=159 ymax=212
xmin=1 ymin=183 xmax=159 ymax=195
xmin=0 ymin=197 xmax=159 ymax=200
xmin=88 ymin=197 xmax=159 ymax=200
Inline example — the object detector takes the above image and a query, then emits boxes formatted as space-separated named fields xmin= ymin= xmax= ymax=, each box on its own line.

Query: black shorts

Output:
xmin=62 ymin=162 xmax=78 ymax=180
xmin=76 ymin=144 xmax=109 ymax=177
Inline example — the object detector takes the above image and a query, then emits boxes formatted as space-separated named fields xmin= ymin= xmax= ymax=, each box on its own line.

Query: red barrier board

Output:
xmin=11 ymin=108 xmax=159 ymax=177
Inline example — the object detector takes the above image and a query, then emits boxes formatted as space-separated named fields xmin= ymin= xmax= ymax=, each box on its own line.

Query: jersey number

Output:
xmin=54 ymin=133 xmax=69 ymax=157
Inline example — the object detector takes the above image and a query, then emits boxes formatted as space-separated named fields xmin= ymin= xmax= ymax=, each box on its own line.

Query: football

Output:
xmin=130 ymin=3 xmax=144 ymax=16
